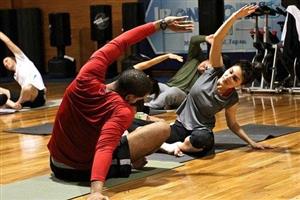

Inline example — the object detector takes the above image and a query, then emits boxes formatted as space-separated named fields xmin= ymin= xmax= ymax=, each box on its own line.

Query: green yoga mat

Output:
xmin=1 ymin=160 xmax=183 ymax=200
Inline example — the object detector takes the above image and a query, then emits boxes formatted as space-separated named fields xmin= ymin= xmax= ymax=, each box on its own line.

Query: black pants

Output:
xmin=167 ymin=120 xmax=215 ymax=157
xmin=11 ymin=89 xmax=46 ymax=108
xmin=22 ymin=89 xmax=46 ymax=108
xmin=127 ymin=118 xmax=154 ymax=132
xmin=50 ymin=136 xmax=132 ymax=182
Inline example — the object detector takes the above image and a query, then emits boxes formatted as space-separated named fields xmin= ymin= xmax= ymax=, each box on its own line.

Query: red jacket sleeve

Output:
xmin=90 ymin=107 xmax=134 ymax=181
xmin=79 ymin=22 xmax=156 ymax=82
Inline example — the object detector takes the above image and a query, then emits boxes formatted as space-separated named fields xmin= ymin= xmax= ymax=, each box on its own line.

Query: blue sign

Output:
xmin=145 ymin=0 xmax=199 ymax=54
xmin=144 ymin=0 xmax=285 ymax=54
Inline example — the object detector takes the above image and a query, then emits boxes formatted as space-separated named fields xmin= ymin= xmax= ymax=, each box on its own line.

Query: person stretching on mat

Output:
xmin=47 ymin=16 xmax=193 ymax=200
xmin=145 ymin=34 xmax=214 ymax=110
xmin=106 ymin=52 xmax=184 ymax=113
xmin=135 ymin=35 xmax=231 ymax=110
xmin=0 ymin=31 xmax=46 ymax=110
xmin=160 ymin=5 xmax=273 ymax=157
xmin=108 ymin=36 xmax=230 ymax=112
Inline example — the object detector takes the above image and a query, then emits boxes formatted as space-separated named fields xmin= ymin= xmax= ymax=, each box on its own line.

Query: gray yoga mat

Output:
xmin=0 ymin=99 xmax=62 ymax=115
xmin=147 ymin=123 xmax=300 ymax=163
xmin=149 ymin=108 xmax=175 ymax=115
xmin=21 ymin=99 xmax=62 ymax=111
xmin=7 ymin=123 xmax=299 ymax=162
xmin=5 ymin=123 xmax=53 ymax=135
xmin=2 ymin=160 xmax=183 ymax=200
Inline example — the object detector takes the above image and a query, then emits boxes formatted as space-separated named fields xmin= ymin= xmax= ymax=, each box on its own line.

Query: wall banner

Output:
xmin=144 ymin=0 xmax=285 ymax=54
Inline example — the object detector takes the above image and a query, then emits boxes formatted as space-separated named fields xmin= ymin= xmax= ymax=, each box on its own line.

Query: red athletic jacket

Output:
xmin=48 ymin=22 xmax=156 ymax=181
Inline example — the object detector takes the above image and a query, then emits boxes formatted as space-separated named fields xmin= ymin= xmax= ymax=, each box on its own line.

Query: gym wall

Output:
xmin=0 ymin=0 xmax=12 ymax=8
xmin=0 ymin=0 xmax=138 ymax=73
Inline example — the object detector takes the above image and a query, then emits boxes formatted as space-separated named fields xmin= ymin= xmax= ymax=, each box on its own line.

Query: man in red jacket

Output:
xmin=48 ymin=16 xmax=193 ymax=200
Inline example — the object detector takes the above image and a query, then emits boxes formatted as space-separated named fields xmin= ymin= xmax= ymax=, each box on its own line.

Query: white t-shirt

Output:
xmin=14 ymin=52 xmax=45 ymax=90
xmin=281 ymin=5 xmax=300 ymax=43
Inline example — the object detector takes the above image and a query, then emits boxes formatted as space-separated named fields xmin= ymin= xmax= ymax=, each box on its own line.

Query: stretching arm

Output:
xmin=0 ymin=31 xmax=23 ymax=55
xmin=186 ymin=35 xmax=208 ymax=61
xmin=92 ymin=15 xmax=193 ymax=68
xmin=209 ymin=5 xmax=258 ymax=67
xmin=225 ymin=103 xmax=273 ymax=149
xmin=133 ymin=53 xmax=183 ymax=71
xmin=81 ymin=16 xmax=193 ymax=82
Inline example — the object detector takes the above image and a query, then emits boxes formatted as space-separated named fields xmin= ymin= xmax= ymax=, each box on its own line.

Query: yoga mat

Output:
xmin=0 ymin=99 xmax=62 ymax=115
xmin=0 ymin=108 xmax=16 ymax=114
xmin=1 ymin=160 xmax=183 ymax=200
xmin=24 ymin=99 xmax=62 ymax=110
xmin=149 ymin=108 xmax=175 ymax=115
xmin=147 ymin=124 xmax=300 ymax=163
xmin=5 ymin=123 xmax=53 ymax=135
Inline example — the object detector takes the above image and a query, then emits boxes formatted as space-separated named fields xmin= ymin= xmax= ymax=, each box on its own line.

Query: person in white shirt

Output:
xmin=0 ymin=31 xmax=46 ymax=110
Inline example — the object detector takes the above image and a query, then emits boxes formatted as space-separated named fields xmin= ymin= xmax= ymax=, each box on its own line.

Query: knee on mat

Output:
xmin=21 ymin=85 xmax=37 ymax=99
xmin=190 ymin=130 xmax=214 ymax=150
xmin=22 ymin=84 xmax=35 ymax=92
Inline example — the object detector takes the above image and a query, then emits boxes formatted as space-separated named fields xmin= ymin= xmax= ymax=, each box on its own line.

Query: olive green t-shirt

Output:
xmin=167 ymin=35 xmax=208 ymax=93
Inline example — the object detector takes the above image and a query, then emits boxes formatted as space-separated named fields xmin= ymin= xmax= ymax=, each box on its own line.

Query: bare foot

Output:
xmin=12 ymin=102 xmax=22 ymax=110
xmin=160 ymin=142 xmax=184 ymax=157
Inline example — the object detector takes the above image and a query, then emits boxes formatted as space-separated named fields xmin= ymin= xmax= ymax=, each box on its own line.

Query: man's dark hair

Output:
xmin=235 ymin=60 xmax=262 ymax=85
xmin=149 ymin=77 xmax=160 ymax=99
xmin=116 ymin=69 xmax=153 ymax=98
xmin=0 ymin=94 xmax=8 ymax=106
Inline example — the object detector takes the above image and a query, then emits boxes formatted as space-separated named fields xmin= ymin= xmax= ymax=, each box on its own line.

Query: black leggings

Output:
xmin=11 ymin=89 xmax=46 ymax=108
xmin=168 ymin=120 xmax=215 ymax=152
xmin=22 ymin=89 xmax=46 ymax=108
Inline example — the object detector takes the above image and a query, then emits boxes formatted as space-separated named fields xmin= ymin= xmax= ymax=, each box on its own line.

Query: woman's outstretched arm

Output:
xmin=209 ymin=5 xmax=258 ymax=67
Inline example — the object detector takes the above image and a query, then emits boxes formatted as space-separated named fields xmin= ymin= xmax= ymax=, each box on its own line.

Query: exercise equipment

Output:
xmin=90 ymin=5 xmax=112 ymax=47
xmin=288 ymin=57 xmax=300 ymax=93
xmin=90 ymin=5 xmax=117 ymax=78
xmin=249 ymin=7 xmax=265 ymax=76
xmin=246 ymin=5 xmax=290 ymax=93
xmin=48 ymin=12 xmax=76 ymax=78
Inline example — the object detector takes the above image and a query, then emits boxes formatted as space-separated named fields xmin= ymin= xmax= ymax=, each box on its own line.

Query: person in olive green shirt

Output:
xmin=146 ymin=34 xmax=214 ymax=110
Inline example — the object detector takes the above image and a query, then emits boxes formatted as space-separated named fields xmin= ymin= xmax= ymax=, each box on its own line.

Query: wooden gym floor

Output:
xmin=0 ymin=81 xmax=299 ymax=200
